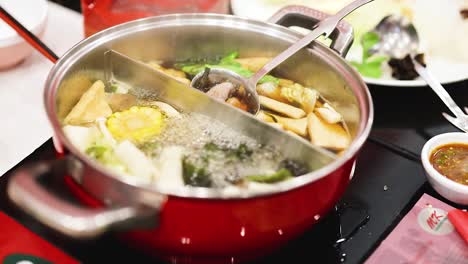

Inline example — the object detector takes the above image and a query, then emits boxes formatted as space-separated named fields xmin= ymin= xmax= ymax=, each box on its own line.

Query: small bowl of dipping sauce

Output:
xmin=421 ymin=132 xmax=468 ymax=205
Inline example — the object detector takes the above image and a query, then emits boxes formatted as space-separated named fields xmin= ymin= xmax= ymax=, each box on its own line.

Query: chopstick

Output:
xmin=0 ymin=5 xmax=59 ymax=63
xmin=368 ymin=136 xmax=422 ymax=162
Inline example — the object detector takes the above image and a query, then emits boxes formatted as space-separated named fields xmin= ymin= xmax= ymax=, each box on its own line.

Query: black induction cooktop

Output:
xmin=1 ymin=1 xmax=467 ymax=263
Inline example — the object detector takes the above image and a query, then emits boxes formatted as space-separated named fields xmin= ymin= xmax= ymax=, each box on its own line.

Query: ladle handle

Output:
xmin=250 ymin=0 xmax=374 ymax=85
xmin=267 ymin=5 xmax=354 ymax=56
xmin=7 ymin=157 xmax=157 ymax=239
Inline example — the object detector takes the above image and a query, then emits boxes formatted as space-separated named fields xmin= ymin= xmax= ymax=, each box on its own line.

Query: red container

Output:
xmin=64 ymin=159 xmax=355 ymax=263
xmin=81 ymin=0 xmax=230 ymax=36
xmin=7 ymin=6 xmax=373 ymax=264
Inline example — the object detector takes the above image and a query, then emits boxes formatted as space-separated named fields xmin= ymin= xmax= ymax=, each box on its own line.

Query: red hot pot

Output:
xmin=7 ymin=6 xmax=373 ymax=264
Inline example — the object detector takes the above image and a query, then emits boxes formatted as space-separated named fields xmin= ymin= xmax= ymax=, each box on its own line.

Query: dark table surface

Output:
xmin=1 ymin=1 xmax=467 ymax=264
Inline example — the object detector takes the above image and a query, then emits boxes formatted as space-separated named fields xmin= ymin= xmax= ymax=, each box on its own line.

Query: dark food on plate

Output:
xmin=430 ymin=143 xmax=468 ymax=186
xmin=388 ymin=53 xmax=426 ymax=80
xmin=461 ymin=9 xmax=468 ymax=19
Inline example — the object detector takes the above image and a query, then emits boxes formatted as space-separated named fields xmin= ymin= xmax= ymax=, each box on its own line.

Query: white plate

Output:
xmin=231 ymin=0 xmax=468 ymax=87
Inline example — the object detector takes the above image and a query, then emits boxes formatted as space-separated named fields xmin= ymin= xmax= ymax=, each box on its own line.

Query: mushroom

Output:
xmin=105 ymin=93 xmax=137 ymax=112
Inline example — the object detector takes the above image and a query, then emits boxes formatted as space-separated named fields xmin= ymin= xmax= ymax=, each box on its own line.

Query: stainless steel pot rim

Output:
xmin=44 ymin=13 xmax=374 ymax=199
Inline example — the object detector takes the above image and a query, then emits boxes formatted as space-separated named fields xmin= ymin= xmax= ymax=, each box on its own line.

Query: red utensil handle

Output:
xmin=448 ymin=209 xmax=468 ymax=244
xmin=0 ymin=5 xmax=59 ymax=63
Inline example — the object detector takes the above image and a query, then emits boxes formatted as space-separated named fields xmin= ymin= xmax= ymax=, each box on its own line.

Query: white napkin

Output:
xmin=0 ymin=2 xmax=83 ymax=176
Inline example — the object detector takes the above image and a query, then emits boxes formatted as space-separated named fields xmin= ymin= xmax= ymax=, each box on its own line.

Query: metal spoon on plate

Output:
xmin=370 ymin=15 xmax=468 ymax=133
xmin=191 ymin=0 xmax=375 ymax=115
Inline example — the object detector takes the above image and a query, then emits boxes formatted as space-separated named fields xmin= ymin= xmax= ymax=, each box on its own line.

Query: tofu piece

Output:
xmin=269 ymin=113 xmax=308 ymax=137
xmin=56 ymin=74 xmax=94 ymax=122
xmin=279 ymin=78 xmax=295 ymax=87
xmin=256 ymin=82 xmax=284 ymax=102
xmin=147 ymin=61 xmax=190 ymax=84
xmin=279 ymin=84 xmax=318 ymax=113
xmin=307 ymin=113 xmax=350 ymax=150
xmin=256 ymin=111 xmax=276 ymax=123
xmin=64 ymin=80 xmax=112 ymax=126
xmin=259 ymin=95 xmax=306 ymax=119
xmin=269 ymin=123 xmax=284 ymax=130
xmin=234 ymin=57 xmax=272 ymax=72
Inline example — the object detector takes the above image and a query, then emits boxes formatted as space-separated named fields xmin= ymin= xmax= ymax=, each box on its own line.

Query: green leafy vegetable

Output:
xmin=85 ymin=139 xmax=127 ymax=174
xmin=178 ymin=64 xmax=207 ymax=76
xmin=176 ymin=52 xmax=279 ymax=84
xmin=351 ymin=61 xmax=383 ymax=79
xmin=203 ymin=142 xmax=253 ymax=161
xmin=259 ymin=75 xmax=280 ymax=84
xmin=203 ymin=142 xmax=223 ymax=152
xmin=219 ymin=51 xmax=239 ymax=64
xmin=109 ymin=84 xmax=118 ymax=93
xmin=279 ymin=159 xmax=309 ymax=176
xmin=350 ymin=32 xmax=389 ymax=78
xmin=246 ymin=168 xmax=293 ymax=184
xmin=86 ymin=145 xmax=108 ymax=159
xmin=361 ymin=32 xmax=380 ymax=60
xmin=182 ymin=158 xmax=212 ymax=187
xmin=232 ymin=143 xmax=253 ymax=160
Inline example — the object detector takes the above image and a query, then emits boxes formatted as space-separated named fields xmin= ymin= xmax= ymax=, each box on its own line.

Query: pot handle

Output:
xmin=7 ymin=157 xmax=156 ymax=239
xmin=267 ymin=5 xmax=354 ymax=57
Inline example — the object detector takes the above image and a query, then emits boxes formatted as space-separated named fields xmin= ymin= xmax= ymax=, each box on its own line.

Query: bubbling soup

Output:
xmin=61 ymin=53 xmax=353 ymax=194
xmin=62 ymin=79 xmax=309 ymax=194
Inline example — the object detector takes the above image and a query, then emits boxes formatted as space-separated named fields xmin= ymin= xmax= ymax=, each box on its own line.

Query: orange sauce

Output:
xmin=430 ymin=143 xmax=468 ymax=185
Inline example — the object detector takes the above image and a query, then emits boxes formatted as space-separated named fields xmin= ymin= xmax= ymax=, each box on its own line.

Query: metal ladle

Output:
xmin=191 ymin=0 xmax=375 ymax=114
xmin=370 ymin=15 xmax=468 ymax=133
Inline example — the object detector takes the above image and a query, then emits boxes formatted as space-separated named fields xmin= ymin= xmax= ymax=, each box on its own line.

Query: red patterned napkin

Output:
xmin=0 ymin=212 xmax=79 ymax=264
xmin=366 ymin=194 xmax=468 ymax=264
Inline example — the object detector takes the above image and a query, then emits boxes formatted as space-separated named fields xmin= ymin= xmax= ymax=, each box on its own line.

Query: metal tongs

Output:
xmin=370 ymin=15 xmax=468 ymax=133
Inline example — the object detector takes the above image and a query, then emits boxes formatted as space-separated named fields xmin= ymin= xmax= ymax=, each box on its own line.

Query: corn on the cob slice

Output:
xmin=106 ymin=106 xmax=164 ymax=143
